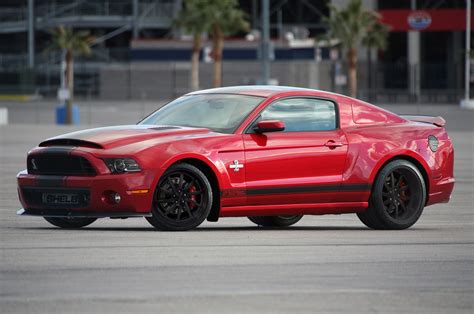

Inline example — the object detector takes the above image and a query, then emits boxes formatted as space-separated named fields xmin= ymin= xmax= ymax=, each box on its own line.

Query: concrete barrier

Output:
xmin=460 ymin=99 xmax=474 ymax=109
xmin=0 ymin=108 xmax=8 ymax=125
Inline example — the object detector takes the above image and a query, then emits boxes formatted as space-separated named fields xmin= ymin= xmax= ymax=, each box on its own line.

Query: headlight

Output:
xmin=428 ymin=135 xmax=439 ymax=152
xmin=104 ymin=158 xmax=141 ymax=174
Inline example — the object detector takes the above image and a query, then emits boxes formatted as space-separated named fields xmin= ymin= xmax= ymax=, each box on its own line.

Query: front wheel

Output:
xmin=357 ymin=160 xmax=426 ymax=230
xmin=146 ymin=163 xmax=213 ymax=231
xmin=44 ymin=217 xmax=97 ymax=229
xmin=248 ymin=215 xmax=303 ymax=227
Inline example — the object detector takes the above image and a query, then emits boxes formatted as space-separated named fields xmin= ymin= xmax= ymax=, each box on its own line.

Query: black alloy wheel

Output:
xmin=146 ymin=163 xmax=212 ymax=231
xmin=44 ymin=217 xmax=97 ymax=229
xmin=357 ymin=160 xmax=426 ymax=230
xmin=248 ymin=215 xmax=303 ymax=227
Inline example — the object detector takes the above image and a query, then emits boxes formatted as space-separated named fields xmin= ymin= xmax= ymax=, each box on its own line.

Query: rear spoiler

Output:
xmin=400 ymin=115 xmax=446 ymax=127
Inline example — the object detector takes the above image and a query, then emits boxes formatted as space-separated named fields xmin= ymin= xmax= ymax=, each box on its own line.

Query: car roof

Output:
xmin=187 ymin=85 xmax=339 ymax=98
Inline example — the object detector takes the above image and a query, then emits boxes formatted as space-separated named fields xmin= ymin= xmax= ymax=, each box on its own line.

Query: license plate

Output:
xmin=42 ymin=193 xmax=79 ymax=205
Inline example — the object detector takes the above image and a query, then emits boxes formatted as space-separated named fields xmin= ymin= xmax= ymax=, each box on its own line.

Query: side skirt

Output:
xmin=220 ymin=202 xmax=368 ymax=217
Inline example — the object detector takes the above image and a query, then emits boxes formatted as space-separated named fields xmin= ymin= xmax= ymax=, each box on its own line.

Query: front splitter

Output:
xmin=17 ymin=208 xmax=152 ymax=218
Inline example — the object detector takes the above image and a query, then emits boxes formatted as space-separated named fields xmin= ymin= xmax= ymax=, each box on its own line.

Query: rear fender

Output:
xmin=368 ymin=149 xmax=431 ymax=188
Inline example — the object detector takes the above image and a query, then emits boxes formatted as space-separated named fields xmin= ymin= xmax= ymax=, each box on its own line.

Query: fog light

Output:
xmin=112 ymin=192 xmax=121 ymax=204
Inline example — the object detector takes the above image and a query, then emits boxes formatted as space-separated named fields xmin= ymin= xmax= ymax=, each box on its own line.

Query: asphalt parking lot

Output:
xmin=0 ymin=101 xmax=473 ymax=313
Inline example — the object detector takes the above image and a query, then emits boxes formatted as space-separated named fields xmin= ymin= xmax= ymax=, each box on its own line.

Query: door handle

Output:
xmin=324 ymin=140 xmax=344 ymax=149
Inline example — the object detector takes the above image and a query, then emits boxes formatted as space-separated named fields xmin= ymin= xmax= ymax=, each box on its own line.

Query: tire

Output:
xmin=146 ymin=163 xmax=213 ymax=231
xmin=44 ymin=217 xmax=97 ymax=229
xmin=248 ymin=215 xmax=303 ymax=227
xmin=357 ymin=160 xmax=426 ymax=230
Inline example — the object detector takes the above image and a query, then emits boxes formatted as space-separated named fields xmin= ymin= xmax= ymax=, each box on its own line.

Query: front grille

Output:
xmin=27 ymin=154 xmax=96 ymax=176
xmin=21 ymin=187 xmax=90 ymax=209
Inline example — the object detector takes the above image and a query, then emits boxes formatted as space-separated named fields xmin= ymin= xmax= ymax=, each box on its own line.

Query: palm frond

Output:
xmin=45 ymin=26 xmax=94 ymax=56
xmin=324 ymin=0 xmax=388 ymax=51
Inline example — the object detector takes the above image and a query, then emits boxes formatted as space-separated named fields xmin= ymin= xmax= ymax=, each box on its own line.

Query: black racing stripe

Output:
xmin=246 ymin=184 xmax=371 ymax=196
xmin=36 ymin=176 xmax=66 ymax=187
xmin=339 ymin=184 xmax=372 ymax=191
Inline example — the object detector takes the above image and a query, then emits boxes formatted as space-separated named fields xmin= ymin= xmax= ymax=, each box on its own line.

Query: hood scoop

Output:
xmin=39 ymin=139 xmax=104 ymax=149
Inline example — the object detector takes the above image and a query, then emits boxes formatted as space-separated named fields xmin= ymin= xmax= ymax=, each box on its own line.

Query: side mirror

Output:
xmin=253 ymin=120 xmax=285 ymax=133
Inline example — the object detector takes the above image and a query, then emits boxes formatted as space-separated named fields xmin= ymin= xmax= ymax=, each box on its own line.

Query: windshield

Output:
xmin=139 ymin=94 xmax=264 ymax=133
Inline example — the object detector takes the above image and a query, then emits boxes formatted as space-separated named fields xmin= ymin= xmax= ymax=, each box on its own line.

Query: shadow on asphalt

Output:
xmin=16 ymin=225 xmax=438 ymax=232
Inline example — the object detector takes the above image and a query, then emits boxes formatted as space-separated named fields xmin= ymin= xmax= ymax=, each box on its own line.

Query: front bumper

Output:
xmin=17 ymin=169 xmax=156 ymax=217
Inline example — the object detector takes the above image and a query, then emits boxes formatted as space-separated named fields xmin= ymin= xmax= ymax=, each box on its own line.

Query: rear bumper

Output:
xmin=427 ymin=176 xmax=455 ymax=206
xmin=17 ymin=169 xmax=157 ymax=216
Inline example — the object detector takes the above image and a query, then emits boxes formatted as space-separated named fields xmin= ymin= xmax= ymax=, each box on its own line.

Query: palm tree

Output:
xmin=174 ymin=0 xmax=211 ymax=91
xmin=46 ymin=26 xmax=94 ymax=124
xmin=324 ymin=0 xmax=387 ymax=98
xmin=206 ymin=0 xmax=249 ymax=87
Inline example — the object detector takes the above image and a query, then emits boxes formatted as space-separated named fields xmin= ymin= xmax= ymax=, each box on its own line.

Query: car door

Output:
xmin=242 ymin=97 xmax=348 ymax=206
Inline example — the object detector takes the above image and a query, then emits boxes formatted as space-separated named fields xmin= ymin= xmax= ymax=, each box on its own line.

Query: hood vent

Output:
xmin=148 ymin=126 xmax=181 ymax=131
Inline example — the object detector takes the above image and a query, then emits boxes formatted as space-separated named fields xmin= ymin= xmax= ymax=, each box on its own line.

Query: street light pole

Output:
xmin=461 ymin=0 xmax=473 ymax=108
xmin=132 ymin=0 xmax=139 ymax=39
xmin=408 ymin=0 xmax=420 ymax=103
xmin=464 ymin=0 xmax=471 ymax=102
xmin=27 ymin=0 xmax=35 ymax=69
xmin=260 ymin=0 xmax=270 ymax=85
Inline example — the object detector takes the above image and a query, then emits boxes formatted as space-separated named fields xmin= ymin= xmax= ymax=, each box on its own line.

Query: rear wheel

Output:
xmin=146 ymin=163 xmax=212 ymax=231
xmin=357 ymin=160 xmax=426 ymax=230
xmin=44 ymin=217 xmax=97 ymax=229
xmin=248 ymin=215 xmax=303 ymax=227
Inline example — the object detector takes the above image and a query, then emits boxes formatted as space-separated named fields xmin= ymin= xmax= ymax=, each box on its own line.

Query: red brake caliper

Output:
xmin=399 ymin=180 xmax=408 ymax=202
xmin=188 ymin=184 xmax=197 ymax=209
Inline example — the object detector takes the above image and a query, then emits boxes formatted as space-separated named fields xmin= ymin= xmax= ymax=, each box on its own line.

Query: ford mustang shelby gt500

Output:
xmin=17 ymin=86 xmax=454 ymax=231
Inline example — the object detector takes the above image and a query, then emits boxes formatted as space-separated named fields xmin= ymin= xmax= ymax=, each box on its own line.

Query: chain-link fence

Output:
xmin=0 ymin=52 xmax=468 ymax=104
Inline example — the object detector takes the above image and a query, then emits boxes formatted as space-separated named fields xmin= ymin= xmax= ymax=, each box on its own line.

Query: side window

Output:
xmin=258 ymin=98 xmax=337 ymax=132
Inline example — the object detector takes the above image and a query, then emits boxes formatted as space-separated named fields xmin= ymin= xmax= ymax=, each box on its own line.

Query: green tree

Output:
xmin=46 ymin=26 xmax=94 ymax=124
xmin=175 ymin=0 xmax=248 ymax=88
xmin=206 ymin=0 xmax=249 ymax=87
xmin=174 ymin=0 xmax=211 ymax=91
xmin=324 ymin=0 xmax=388 ymax=98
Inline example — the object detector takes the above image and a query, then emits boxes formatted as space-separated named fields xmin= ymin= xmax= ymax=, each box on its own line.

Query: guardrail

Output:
xmin=0 ymin=48 xmax=131 ymax=72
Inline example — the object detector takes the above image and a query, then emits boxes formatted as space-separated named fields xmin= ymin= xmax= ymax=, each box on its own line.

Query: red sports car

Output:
xmin=17 ymin=86 xmax=455 ymax=231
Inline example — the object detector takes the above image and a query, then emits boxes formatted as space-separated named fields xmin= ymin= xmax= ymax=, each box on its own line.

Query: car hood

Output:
xmin=39 ymin=125 xmax=215 ymax=149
